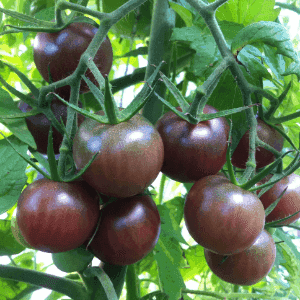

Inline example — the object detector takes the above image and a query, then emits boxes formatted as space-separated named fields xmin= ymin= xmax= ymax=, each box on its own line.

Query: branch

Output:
xmin=275 ymin=2 xmax=300 ymax=14
xmin=0 ymin=265 xmax=88 ymax=300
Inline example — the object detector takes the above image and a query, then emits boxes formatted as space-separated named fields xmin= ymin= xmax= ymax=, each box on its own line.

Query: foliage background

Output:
xmin=0 ymin=0 xmax=300 ymax=299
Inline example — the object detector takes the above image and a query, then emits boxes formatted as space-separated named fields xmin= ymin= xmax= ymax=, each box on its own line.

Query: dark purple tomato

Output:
xmin=33 ymin=22 xmax=113 ymax=98
xmin=204 ymin=229 xmax=276 ymax=285
xmin=19 ymin=99 xmax=84 ymax=154
xmin=16 ymin=178 xmax=100 ymax=253
xmin=89 ymin=194 xmax=161 ymax=265
xmin=184 ymin=175 xmax=265 ymax=255
xmin=231 ymin=118 xmax=284 ymax=169
xmin=155 ymin=105 xmax=229 ymax=183
xmin=72 ymin=113 xmax=164 ymax=198
xmin=259 ymin=173 xmax=300 ymax=225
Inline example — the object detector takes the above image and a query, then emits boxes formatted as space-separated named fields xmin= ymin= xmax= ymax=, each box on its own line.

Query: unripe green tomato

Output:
xmin=52 ymin=247 xmax=94 ymax=273
xmin=102 ymin=0 xmax=153 ymax=39
xmin=11 ymin=215 xmax=33 ymax=249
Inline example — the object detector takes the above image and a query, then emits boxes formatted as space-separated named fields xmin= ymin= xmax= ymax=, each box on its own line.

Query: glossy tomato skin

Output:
xmin=16 ymin=178 xmax=100 ymax=253
xmin=184 ymin=175 xmax=265 ymax=255
xmin=90 ymin=194 xmax=161 ymax=265
xmin=73 ymin=113 xmax=164 ymax=198
xmin=204 ymin=230 xmax=276 ymax=286
xmin=231 ymin=118 xmax=284 ymax=169
xmin=19 ymin=100 xmax=84 ymax=154
xmin=259 ymin=174 xmax=300 ymax=225
xmin=156 ymin=105 xmax=229 ymax=183
xmin=33 ymin=22 xmax=113 ymax=98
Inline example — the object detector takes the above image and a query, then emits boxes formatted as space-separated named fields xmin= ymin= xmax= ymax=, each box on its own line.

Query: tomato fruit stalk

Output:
xmin=204 ymin=229 xmax=276 ymax=285
xmin=156 ymin=105 xmax=229 ymax=183
xmin=231 ymin=118 xmax=284 ymax=169
xmin=72 ymin=113 xmax=164 ymax=198
xmin=184 ymin=175 xmax=265 ymax=255
xmin=90 ymin=194 xmax=161 ymax=265
xmin=16 ymin=178 xmax=100 ymax=253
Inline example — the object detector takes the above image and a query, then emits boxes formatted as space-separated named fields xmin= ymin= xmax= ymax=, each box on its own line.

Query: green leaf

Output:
xmin=164 ymin=196 xmax=185 ymax=226
xmin=84 ymin=267 xmax=119 ymax=300
xmin=169 ymin=2 xmax=193 ymax=27
xmin=154 ymin=237 xmax=185 ymax=300
xmin=238 ymin=46 xmax=272 ymax=80
xmin=0 ymin=220 xmax=24 ymax=255
xmin=210 ymin=0 xmax=280 ymax=26
xmin=275 ymin=228 xmax=300 ymax=262
xmin=0 ymin=135 xmax=27 ymax=214
xmin=276 ymin=236 xmax=300 ymax=297
xmin=180 ymin=245 xmax=208 ymax=281
xmin=0 ymin=88 xmax=36 ymax=148
xmin=52 ymin=247 xmax=94 ymax=273
xmin=231 ymin=21 xmax=298 ymax=62
xmin=157 ymin=204 xmax=187 ymax=245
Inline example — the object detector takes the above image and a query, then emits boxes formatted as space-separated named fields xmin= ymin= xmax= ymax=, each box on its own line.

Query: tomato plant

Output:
xmin=89 ymin=194 xmax=161 ymax=265
xmin=156 ymin=105 xmax=229 ymax=183
xmin=2 ymin=0 xmax=300 ymax=299
xmin=18 ymin=99 xmax=84 ymax=154
xmin=231 ymin=118 xmax=284 ymax=169
xmin=204 ymin=229 xmax=276 ymax=286
xmin=259 ymin=173 xmax=300 ymax=225
xmin=16 ymin=178 xmax=100 ymax=253
xmin=184 ymin=175 xmax=265 ymax=255
xmin=33 ymin=22 xmax=113 ymax=98
xmin=72 ymin=113 xmax=164 ymax=198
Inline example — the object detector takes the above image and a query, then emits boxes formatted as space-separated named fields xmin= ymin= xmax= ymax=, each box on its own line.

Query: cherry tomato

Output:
xmin=16 ymin=178 xmax=100 ymax=253
xmin=19 ymin=99 xmax=84 ymax=154
xmin=184 ymin=175 xmax=265 ymax=255
xmin=72 ymin=113 xmax=164 ymax=198
xmin=231 ymin=118 xmax=284 ymax=169
xmin=204 ymin=230 xmax=276 ymax=285
xmin=33 ymin=22 xmax=113 ymax=98
xmin=89 ymin=194 xmax=161 ymax=265
xmin=259 ymin=173 xmax=300 ymax=225
xmin=156 ymin=105 xmax=229 ymax=183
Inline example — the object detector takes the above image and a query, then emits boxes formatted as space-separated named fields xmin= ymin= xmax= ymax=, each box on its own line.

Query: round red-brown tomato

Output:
xmin=16 ymin=178 xmax=100 ymax=253
xmin=72 ymin=113 xmax=164 ymax=198
xmin=184 ymin=175 xmax=265 ymax=255
xmin=231 ymin=118 xmax=284 ymax=169
xmin=33 ymin=22 xmax=113 ymax=98
xmin=259 ymin=173 xmax=300 ymax=225
xmin=156 ymin=105 xmax=229 ymax=183
xmin=19 ymin=99 xmax=84 ymax=154
xmin=89 ymin=194 xmax=161 ymax=265
xmin=204 ymin=230 xmax=276 ymax=285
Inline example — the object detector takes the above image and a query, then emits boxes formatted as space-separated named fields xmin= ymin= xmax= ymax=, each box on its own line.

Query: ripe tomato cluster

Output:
xmin=184 ymin=174 xmax=277 ymax=285
xmin=14 ymin=21 xmax=295 ymax=285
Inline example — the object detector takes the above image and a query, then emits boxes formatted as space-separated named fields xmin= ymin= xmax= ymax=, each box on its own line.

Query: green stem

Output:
xmin=186 ymin=0 xmax=258 ymax=182
xmin=182 ymin=289 xmax=224 ymax=299
xmin=189 ymin=57 xmax=231 ymax=117
xmin=0 ymin=265 xmax=88 ymax=300
xmin=126 ymin=264 xmax=139 ymax=300
xmin=270 ymin=111 xmax=300 ymax=124
xmin=275 ymin=2 xmax=300 ymax=14
xmin=158 ymin=174 xmax=167 ymax=204
xmin=8 ymin=256 xmax=17 ymax=267
xmin=142 ymin=0 xmax=176 ymax=124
